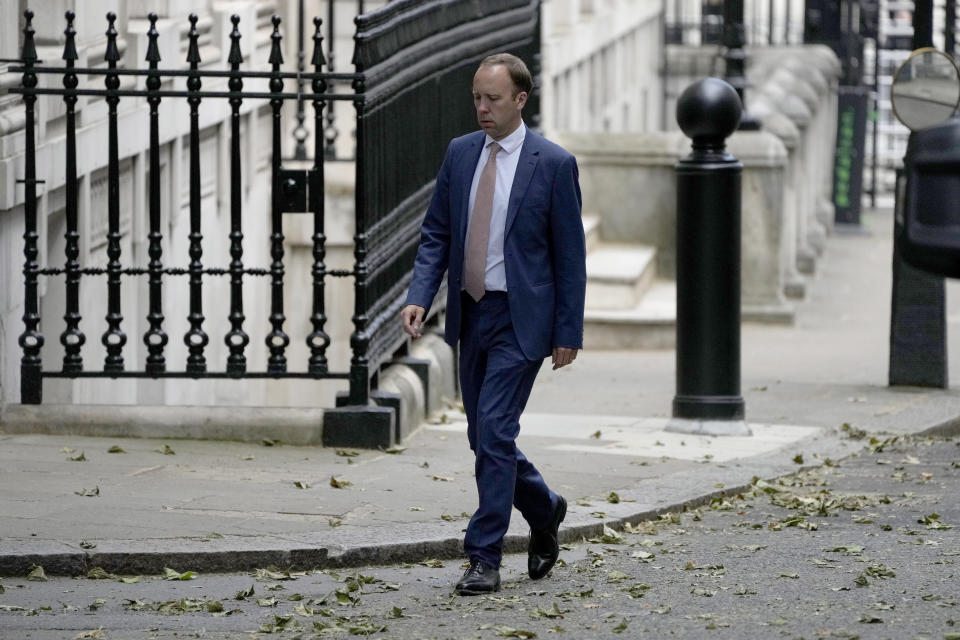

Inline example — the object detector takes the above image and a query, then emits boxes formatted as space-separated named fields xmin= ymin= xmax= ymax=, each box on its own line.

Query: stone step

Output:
xmin=583 ymin=279 xmax=676 ymax=349
xmin=585 ymin=243 xmax=657 ymax=310
xmin=582 ymin=214 xmax=601 ymax=253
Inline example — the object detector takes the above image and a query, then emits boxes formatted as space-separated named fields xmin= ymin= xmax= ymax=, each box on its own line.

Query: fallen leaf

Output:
xmin=330 ymin=476 xmax=352 ymax=488
xmin=606 ymin=492 xmax=620 ymax=504
xmin=335 ymin=449 xmax=359 ymax=457
xmin=27 ymin=564 xmax=47 ymax=581
xmin=74 ymin=487 xmax=100 ymax=497
xmin=429 ymin=475 xmax=455 ymax=482
xmin=793 ymin=454 xmax=804 ymax=464
xmin=612 ymin=618 xmax=629 ymax=633
xmin=235 ymin=585 xmax=255 ymax=600
xmin=107 ymin=445 xmax=126 ymax=454
xmin=409 ymin=506 xmax=424 ymax=511
xmin=294 ymin=481 xmax=311 ymax=489
xmin=257 ymin=596 xmax=278 ymax=607
xmin=421 ymin=559 xmax=444 ymax=568
xmin=530 ymin=603 xmax=566 ymax=619
xmin=69 ymin=451 xmax=87 ymax=462
xmin=383 ymin=446 xmax=407 ymax=454
xmin=162 ymin=567 xmax=197 ymax=581
xmin=74 ymin=629 xmax=105 ymax=640
xmin=154 ymin=444 xmax=175 ymax=455
xmin=262 ymin=438 xmax=280 ymax=447
xmin=254 ymin=567 xmax=298 ymax=581
xmin=590 ymin=430 xmax=602 ymax=439
xmin=79 ymin=540 xmax=97 ymax=549
xmin=87 ymin=567 xmax=116 ymax=580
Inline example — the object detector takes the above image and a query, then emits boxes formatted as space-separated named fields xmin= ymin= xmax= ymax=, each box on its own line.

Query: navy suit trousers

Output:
xmin=459 ymin=291 xmax=559 ymax=568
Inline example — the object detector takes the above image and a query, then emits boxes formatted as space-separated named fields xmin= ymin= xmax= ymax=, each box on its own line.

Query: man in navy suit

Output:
xmin=401 ymin=53 xmax=586 ymax=595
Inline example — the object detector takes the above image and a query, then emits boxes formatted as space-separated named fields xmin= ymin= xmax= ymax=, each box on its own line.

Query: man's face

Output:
xmin=472 ymin=64 xmax=527 ymax=140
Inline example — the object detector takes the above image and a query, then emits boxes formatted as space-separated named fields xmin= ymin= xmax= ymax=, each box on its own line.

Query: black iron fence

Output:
xmin=10 ymin=0 xmax=541 ymax=409
xmin=665 ymin=0 xmax=801 ymax=47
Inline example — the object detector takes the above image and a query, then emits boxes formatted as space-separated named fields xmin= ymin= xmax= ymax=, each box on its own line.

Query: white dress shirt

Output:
xmin=464 ymin=122 xmax=526 ymax=293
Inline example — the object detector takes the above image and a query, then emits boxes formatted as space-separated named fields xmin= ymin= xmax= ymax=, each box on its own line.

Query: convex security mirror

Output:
xmin=891 ymin=48 xmax=960 ymax=131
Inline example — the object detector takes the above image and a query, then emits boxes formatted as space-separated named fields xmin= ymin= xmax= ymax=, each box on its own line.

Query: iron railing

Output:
xmin=10 ymin=0 xmax=541 ymax=409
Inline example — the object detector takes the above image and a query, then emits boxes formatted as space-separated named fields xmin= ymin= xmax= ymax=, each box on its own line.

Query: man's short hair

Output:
xmin=479 ymin=53 xmax=533 ymax=96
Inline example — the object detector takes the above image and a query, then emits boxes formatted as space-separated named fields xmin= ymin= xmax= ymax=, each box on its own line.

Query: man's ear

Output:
xmin=515 ymin=91 xmax=528 ymax=110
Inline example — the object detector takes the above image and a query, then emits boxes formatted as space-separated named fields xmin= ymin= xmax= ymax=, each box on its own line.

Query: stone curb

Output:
xmin=0 ymin=425 xmax=876 ymax=578
xmin=2 ymin=400 xmax=957 ymax=578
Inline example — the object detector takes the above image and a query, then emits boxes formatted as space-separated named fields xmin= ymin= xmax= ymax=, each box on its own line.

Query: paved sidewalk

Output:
xmin=1 ymin=207 xmax=959 ymax=577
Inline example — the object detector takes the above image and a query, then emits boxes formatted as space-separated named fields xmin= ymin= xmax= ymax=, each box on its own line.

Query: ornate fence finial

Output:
xmin=63 ymin=11 xmax=78 ymax=62
xmin=312 ymin=16 xmax=326 ymax=67
xmin=187 ymin=13 xmax=201 ymax=65
xmin=22 ymin=9 xmax=37 ymax=62
xmin=105 ymin=12 xmax=120 ymax=63
xmin=146 ymin=12 xmax=161 ymax=63
xmin=269 ymin=15 xmax=283 ymax=66
xmin=228 ymin=15 xmax=243 ymax=66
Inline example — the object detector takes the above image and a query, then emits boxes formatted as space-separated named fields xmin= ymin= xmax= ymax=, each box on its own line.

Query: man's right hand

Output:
xmin=401 ymin=304 xmax=426 ymax=339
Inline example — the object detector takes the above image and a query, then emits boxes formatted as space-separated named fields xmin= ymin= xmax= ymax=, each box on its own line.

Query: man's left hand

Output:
xmin=551 ymin=347 xmax=578 ymax=370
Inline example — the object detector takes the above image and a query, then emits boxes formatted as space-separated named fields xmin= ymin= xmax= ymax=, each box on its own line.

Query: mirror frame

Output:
xmin=891 ymin=47 xmax=960 ymax=132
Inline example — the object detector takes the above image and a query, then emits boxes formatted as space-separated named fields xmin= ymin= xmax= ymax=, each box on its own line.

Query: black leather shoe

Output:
xmin=528 ymin=495 xmax=566 ymax=580
xmin=454 ymin=559 xmax=500 ymax=595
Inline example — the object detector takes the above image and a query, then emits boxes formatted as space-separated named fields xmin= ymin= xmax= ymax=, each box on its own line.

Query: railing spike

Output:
xmin=105 ymin=12 xmax=120 ymax=63
xmin=63 ymin=11 xmax=78 ymax=62
xmin=311 ymin=16 xmax=326 ymax=67
xmin=22 ymin=9 xmax=37 ymax=63
xmin=228 ymin=15 xmax=243 ymax=65
xmin=269 ymin=15 xmax=283 ymax=66
xmin=187 ymin=13 xmax=202 ymax=64
xmin=146 ymin=12 xmax=161 ymax=63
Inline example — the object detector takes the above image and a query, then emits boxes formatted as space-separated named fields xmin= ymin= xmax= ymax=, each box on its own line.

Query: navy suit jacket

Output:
xmin=405 ymin=127 xmax=587 ymax=361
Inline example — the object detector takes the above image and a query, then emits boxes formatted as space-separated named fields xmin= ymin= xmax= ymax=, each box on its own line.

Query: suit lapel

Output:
xmin=505 ymin=134 xmax=540 ymax=238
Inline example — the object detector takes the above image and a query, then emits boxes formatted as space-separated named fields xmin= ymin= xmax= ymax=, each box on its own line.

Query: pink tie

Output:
xmin=464 ymin=142 xmax=501 ymax=302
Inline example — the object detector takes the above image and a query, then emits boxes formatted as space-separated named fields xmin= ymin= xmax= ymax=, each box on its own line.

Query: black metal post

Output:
xmin=669 ymin=77 xmax=749 ymax=436
xmin=60 ymin=11 xmax=85 ymax=373
xmin=889 ymin=0 xmax=948 ymax=388
xmin=870 ymin=27 xmax=880 ymax=209
xmin=307 ymin=16 xmax=331 ymax=373
xmin=102 ymin=12 xmax=126 ymax=373
xmin=722 ymin=0 xmax=761 ymax=130
xmin=348 ymin=72 xmax=370 ymax=406
xmin=225 ymin=15 xmax=249 ymax=375
xmin=185 ymin=14 xmax=208 ymax=375
xmin=18 ymin=10 xmax=43 ymax=404
xmin=324 ymin=0 xmax=338 ymax=158
xmin=529 ymin=0 xmax=543 ymax=134
xmin=784 ymin=0 xmax=791 ymax=43
xmin=267 ymin=16 xmax=290 ymax=373
xmin=293 ymin=0 xmax=308 ymax=160
xmin=144 ymin=14 xmax=168 ymax=375
xmin=946 ymin=0 xmax=956 ymax=55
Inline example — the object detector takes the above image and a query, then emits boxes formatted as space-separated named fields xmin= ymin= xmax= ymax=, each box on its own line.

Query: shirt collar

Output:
xmin=485 ymin=121 xmax=526 ymax=155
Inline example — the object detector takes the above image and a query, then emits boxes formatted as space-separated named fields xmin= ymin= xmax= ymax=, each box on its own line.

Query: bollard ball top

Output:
xmin=676 ymin=78 xmax=742 ymax=143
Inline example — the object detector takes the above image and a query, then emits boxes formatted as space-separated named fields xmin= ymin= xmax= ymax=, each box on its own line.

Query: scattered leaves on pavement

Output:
xmin=162 ymin=567 xmax=197 ymax=581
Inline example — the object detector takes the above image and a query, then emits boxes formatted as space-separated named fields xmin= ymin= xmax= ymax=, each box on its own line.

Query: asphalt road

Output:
xmin=2 ymin=434 xmax=959 ymax=640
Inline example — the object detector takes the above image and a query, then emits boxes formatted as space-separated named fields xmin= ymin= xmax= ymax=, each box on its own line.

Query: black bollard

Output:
xmin=668 ymin=78 xmax=750 ymax=437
